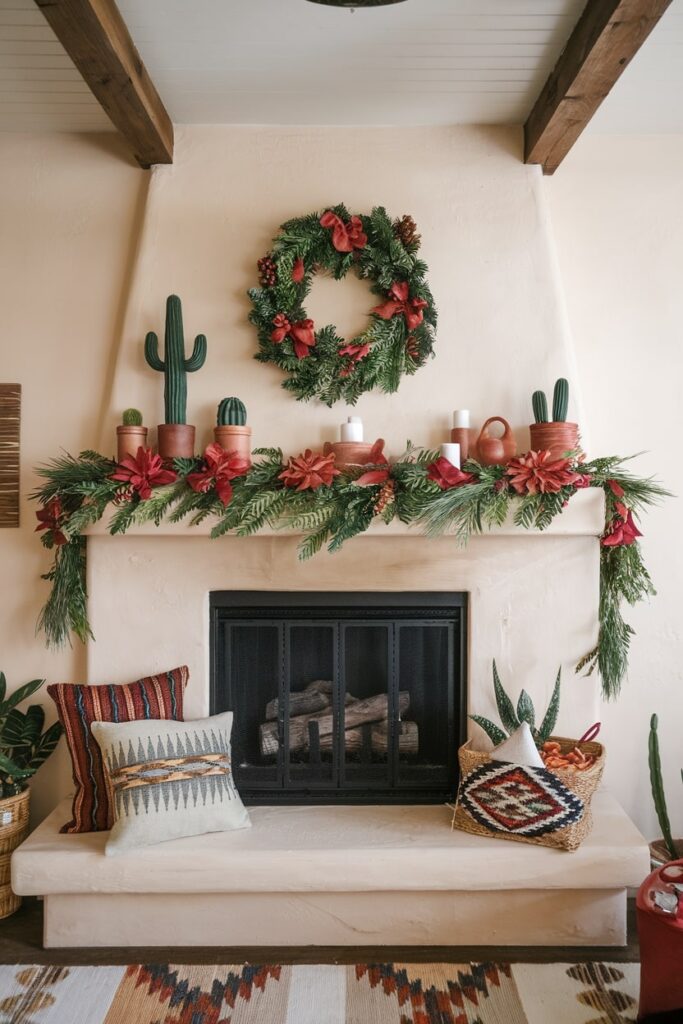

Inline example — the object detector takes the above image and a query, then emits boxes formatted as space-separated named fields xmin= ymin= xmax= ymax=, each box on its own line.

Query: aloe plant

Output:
xmin=0 ymin=673 xmax=62 ymax=798
xmin=648 ymin=713 xmax=680 ymax=860
xmin=470 ymin=660 xmax=561 ymax=747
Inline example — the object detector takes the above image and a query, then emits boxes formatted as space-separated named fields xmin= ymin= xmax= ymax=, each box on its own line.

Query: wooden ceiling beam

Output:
xmin=525 ymin=0 xmax=673 ymax=175
xmin=34 ymin=0 xmax=173 ymax=168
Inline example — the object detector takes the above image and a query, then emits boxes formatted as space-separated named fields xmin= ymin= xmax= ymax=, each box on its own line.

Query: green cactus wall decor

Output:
xmin=532 ymin=390 xmax=549 ymax=424
xmin=552 ymin=378 xmax=569 ymax=422
xmin=122 ymin=408 xmax=143 ymax=427
xmin=144 ymin=295 xmax=207 ymax=425
xmin=217 ymin=397 xmax=247 ymax=427
xmin=648 ymin=713 xmax=679 ymax=861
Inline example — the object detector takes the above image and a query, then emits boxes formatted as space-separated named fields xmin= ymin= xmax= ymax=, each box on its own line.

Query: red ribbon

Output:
xmin=270 ymin=314 xmax=316 ymax=359
xmin=372 ymin=281 xmax=428 ymax=330
xmin=320 ymin=211 xmax=367 ymax=253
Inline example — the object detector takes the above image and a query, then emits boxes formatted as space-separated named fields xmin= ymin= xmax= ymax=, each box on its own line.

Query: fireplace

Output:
xmin=210 ymin=591 xmax=466 ymax=804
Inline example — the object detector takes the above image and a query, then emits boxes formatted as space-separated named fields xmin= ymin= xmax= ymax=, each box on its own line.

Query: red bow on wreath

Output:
xmin=271 ymin=314 xmax=316 ymax=359
xmin=320 ymin=211 xmax=368 ymax=253
xmin=372 ymin=281 xmax=428 ymax=330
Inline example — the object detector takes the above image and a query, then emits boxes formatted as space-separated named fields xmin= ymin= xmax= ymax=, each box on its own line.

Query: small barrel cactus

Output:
xmin=552 ymin=378 xmax=569 ymax=422
xmin=217 ymin=397 xmax=247 ymax=426
xmin=144 ymin=295 xmax=207 ymax=425
xmin=532 ymin=390 xmax=549 ymax=424
xmin=122 ymin=408 xmax=143 ymax=427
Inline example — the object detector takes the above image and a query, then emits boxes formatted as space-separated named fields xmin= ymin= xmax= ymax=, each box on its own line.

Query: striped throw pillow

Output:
xmin=47 ymin=666 xmax=188 ymax=834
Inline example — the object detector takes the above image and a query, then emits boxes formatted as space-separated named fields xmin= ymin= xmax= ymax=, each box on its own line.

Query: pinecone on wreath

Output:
xmin=374 ymin=479 xmax=396 ymax=516
xmin=257 ymin=255 xmax=277 ymax=288
xmin=393 ymin=215 xmax=421 ymax=251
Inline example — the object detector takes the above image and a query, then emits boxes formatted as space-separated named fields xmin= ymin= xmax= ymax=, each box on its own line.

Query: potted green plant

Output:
xmin=648 ymin=713 xmax=683 ymax=866
xmin=116 ymin=408 xmax=148 ymax=463
xmin=145 ymin=294 xmax=207 ymax=459
xmin=529 ymin=378 xmax=580 ymax=458
xmin=214 ymin=397 xmax=251 ymax=463
xmin=0 ymin=672 xmax=62 ymax=918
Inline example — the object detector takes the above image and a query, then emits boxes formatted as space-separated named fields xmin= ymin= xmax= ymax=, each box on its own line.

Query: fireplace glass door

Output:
xmin=210 ymin=592 xmax=466 ymax=804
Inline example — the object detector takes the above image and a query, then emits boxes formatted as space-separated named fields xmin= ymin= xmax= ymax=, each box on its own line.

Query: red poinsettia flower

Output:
xmin=279 ymin=449 xmax=340 ymax=491
xmin=354 ymin=440 xmax=390 ymax=486
xmin=319 ymin=211 xmax=367 ymax=253
xmin=291 ymin=258 xmax=305 ymax=283
xmin=187 ymin=443 xmax=250 ymax=507
xmin=602 ymin=507 xmax=642 ymax=547
xmin=110 ymin=447 xmax=177 ymax=500
xmin=372 ymin=281 xmax=429 ymax=330
xmin=426 ymin=457 xmax=476 ymax=490
xmin=505 ymin=450 xmax=580 ymax=496
xmin=35 ymin=497 xmax=68 ymax=546
xmin=270 ymin=314 xmax=316 ymax=359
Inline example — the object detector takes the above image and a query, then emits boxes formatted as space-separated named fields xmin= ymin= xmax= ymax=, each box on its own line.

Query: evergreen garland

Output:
xmin=32 ymin=446 xmax=667 ymax=701
xmin=249 ymin=205 xmax=437 ymax=406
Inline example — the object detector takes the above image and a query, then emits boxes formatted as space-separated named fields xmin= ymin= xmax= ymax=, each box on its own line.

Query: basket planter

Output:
xmin=214 ymin=425 xmax=252 ymax=463
xmin=529 ymin=422 xmax=579 ymax=460
xmin=453 ymin=735 xmax=605 ymax=852
xmin=0 ymin=788 xmax=30 ymax=918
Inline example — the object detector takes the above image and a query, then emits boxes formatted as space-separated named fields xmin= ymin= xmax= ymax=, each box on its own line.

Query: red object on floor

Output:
xmin=637 ymin=858 xmax=683 ymax=1020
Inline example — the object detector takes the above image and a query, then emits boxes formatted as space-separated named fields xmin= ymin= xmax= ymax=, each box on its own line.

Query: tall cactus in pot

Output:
xmin=145 ymin=295 xmax=207 ymax=458
xmin=529 ymin=377 xmax=580 ymax=459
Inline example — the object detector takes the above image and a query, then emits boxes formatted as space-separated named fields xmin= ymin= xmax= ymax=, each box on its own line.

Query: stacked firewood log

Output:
xmin=258 ymin=680 xmax=419 ymax=757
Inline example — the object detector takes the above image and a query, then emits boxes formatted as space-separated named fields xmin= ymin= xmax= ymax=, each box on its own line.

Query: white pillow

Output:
xmin=91 ymin=711 xmax=250 ymax=855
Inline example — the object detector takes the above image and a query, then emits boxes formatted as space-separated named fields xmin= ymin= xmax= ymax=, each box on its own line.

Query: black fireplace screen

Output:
xmin=210 ymin=592 xmax=466 ymax=804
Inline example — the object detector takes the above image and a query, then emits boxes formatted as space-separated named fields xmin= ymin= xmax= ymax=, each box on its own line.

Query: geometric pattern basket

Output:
xmin=0 ymin=788 xmax=30 ymax=918
xmin=453 ymin=736 xmax=605 ymax=852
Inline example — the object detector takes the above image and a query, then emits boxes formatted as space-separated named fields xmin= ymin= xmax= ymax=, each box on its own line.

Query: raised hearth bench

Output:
xmin=12 ymin=792 xmax=648 ymax=948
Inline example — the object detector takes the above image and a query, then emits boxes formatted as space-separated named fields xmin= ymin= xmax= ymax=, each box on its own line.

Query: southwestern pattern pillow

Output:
xmin=48 ymin=666 xmax=188 ymax=834
xmin=91 ymin=712 xmax=250 ymax=855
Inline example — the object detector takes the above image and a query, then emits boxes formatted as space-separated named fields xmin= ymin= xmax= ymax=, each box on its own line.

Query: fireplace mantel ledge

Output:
xmin=83 ymin=487 xmax=604 ymax=539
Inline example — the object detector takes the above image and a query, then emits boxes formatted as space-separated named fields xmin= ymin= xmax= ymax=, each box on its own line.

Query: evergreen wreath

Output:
xmin=33 ymin=444 xmax=667 ymax=702
xmin=249 ymin=205 xmax=437 ymax=406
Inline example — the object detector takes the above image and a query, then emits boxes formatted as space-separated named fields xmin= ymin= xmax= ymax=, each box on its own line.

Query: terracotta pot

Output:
xmin=475 ymin=417 xmax=516 ymax=466
xmin=157 ymin=424 xmax=195 ymax=460
xmin=529 ymin=422 xmax=580 ymax=460
xmin=116 ymin=425 xmax=148 ymax=463
xmin=649 ymin=837 xmax=683 ymax=870
xmin=323 ymin=439 xmax=385 ymax=471
xmin=0 ymin=788 xmax=30 ymax=919
xmin=214 ymin=425 xmax=252 ymax=464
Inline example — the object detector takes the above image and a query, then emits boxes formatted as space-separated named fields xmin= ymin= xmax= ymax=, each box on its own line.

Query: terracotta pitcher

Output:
xmin=475 ymin=417 xmax=516 ymax=466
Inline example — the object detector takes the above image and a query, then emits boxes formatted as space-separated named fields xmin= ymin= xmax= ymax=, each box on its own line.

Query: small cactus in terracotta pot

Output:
xmin=529 ymin=378 xmax=580 ymax=458
xmin=116 ymin=408 xmax=148 ymax=463
xmin=214 ymin=397 xmax=251 ymax=464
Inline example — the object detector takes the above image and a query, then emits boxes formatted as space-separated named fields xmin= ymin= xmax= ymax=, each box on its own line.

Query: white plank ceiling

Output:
xmin=0 ymin=0 xmax=679 ymax=134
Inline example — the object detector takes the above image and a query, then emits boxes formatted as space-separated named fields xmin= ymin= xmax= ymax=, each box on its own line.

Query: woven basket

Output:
xmin=0 ymin=788 xmax=30 ymax=918
xmin=453 ymin=736 xmax=605 ymax=852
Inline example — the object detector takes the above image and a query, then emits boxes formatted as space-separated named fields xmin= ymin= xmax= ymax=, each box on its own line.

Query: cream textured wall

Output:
xmin=0 ymin=133 xmax=146 ymax=823
xmin=546 ymin=136 xmax=683 ymax=840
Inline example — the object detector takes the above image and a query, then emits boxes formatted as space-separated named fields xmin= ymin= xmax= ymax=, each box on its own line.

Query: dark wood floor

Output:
xmin=0 ymin=897 xmax=639 ymax=966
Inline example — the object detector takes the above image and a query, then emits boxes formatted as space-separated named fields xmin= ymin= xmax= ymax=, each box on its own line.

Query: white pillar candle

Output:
xmin=440 ymin=442 xmax=461 ymax=468
xmin=340 ymin=416 xmax=363 ymax=443
xmin=452 ymin=410 xmax=470 ymax=429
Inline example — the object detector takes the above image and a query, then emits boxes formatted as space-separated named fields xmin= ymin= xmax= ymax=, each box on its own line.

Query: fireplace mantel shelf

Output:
xmin=83 ymin=487 xmax=604 ymax=539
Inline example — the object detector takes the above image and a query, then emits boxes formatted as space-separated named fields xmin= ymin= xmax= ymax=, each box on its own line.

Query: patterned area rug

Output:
xmin=0 ymin=961 xmax=639 ymax=1023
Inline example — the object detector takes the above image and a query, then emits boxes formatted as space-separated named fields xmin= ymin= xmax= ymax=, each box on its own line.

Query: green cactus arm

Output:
xmin=185 ymin=334 xmax=207 ymax=372
xmin=553 ymin=378 xmax=569 ymax=422
xmin=532 ymin=391 xmax=549 ymax=424
xmin=144 ymin=331 xmax=165 ymax=372
xmin=649 ymin=713 xmax=677 ymax=860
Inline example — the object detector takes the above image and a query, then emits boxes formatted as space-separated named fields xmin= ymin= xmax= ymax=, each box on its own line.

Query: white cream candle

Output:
xmin=440 ymin=442 xmax=461 ymax=468
xmin=340 ymin=416 xmax=363 ymax=443
xmin=452 ymin=410 xmax=470 ymax=429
